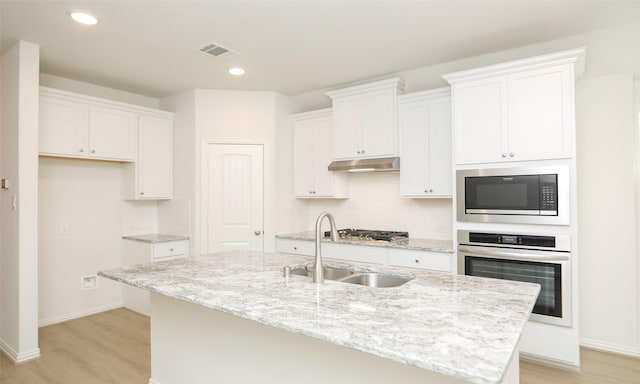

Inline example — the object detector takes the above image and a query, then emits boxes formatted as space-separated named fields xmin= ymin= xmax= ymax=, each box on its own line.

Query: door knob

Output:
xmin=254 ymin=230 xmax=262 ymax=236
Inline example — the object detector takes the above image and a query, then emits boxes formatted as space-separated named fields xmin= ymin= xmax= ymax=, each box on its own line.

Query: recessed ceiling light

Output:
xmin=228 ymin=67 xmax=245 ymax=76
xmin=69 ymin=10 xmax=98 ymax=25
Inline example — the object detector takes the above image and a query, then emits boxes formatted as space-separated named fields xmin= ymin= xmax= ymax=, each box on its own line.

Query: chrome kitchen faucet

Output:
xmin=313 ymin=212 xmax=339 ymax=284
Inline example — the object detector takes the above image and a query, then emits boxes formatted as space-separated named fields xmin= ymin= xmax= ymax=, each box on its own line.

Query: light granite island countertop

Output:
xmin=99 ymin=251 xmax=539 ymax=384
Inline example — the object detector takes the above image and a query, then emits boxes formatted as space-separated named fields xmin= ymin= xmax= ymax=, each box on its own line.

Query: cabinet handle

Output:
xmin=254 ymin=230 xmax=262 ymax=236
xmin=501 ymin=153 xmax=507 ymax=158
xmin=169 ymin=248 xmax=174 ymax=252
xmin=415 ymin=259 xmax=420 ymax=263
xmin=509 ymin=153 xmax=515 ymax=158
xmin=79 ymin=148 xmax=84 ymax=153
xmin=429 ymin=189 xmax=433 ymax=193
xmin=140 ymin=192 xmax=144 ymax=196
xmin=361 ymin=149 xmax=365 ymax=154
xmin=90 ymin=149 xmax=96 ymax=154
xmin=293 ymin=246 xmax=298 ymax=250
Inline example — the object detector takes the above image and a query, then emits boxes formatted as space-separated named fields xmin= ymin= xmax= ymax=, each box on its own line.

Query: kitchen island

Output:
xmin=98 ymin=250 xmax=539 ymax=384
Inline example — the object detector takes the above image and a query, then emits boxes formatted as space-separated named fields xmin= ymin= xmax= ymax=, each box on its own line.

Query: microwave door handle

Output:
xmin=457 ymin=245 xmax=570 ymax=262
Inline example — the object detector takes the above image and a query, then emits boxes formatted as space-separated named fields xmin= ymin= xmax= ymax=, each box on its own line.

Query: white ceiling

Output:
xmin=2 ymin=1 xmax=640 ymax=98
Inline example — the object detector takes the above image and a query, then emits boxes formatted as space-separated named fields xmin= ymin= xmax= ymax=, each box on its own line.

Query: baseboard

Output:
xmin=580 ymin=337 xmax=640 ymax=357
xmin=38 ymin=301 xmax=123 ymax=327
xmin=519 ymin=351 xmax=581 ymax=372
xmin=148 ymin=378 xmax=162 ymax=384
xmin=0 ymin=338 xmax=40 ymax=363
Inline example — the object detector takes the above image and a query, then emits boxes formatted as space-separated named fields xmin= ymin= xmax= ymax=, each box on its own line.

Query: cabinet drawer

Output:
xmin=323 ymin=243 xmax=386 ymax=265
xmin=276 ymin=239 xmax=314 ymax=256
xmin=153 ymin=240 xmax=187 ymax=260
xmin=388 ymin=249 xmax=452 ymax=272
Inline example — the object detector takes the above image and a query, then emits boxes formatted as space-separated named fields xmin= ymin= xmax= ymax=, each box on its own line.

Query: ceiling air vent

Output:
xmin=195 ymin=41 xmax=239 ymax=59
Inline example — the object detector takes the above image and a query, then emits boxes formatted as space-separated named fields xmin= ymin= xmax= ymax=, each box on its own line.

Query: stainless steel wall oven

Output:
xmin=458 ymin=230 xmax=572 ymax=327
xmin=457 ymin=165 xmax=570 ymax=225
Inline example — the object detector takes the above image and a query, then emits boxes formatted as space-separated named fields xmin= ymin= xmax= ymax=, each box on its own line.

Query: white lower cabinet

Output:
xmin=122 ymin=239 xmax=188 ymax=315
xmin=275 ymin=238 xmax=452 ymax=272
xmin=276 ymin=239 xmax=315 ymax=256
xmin=387 ymin=249 xmax=452 ymax=273
xmin=323 ymin=242 xmax=387 ymax=265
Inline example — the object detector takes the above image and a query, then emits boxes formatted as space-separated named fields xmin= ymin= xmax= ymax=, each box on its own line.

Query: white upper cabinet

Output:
xmin=123 ymin=114 xmax=173 ymax=200
xmin=443 ymin=48 xmax=584 ymax=165
xmin=293 ymin=109 xmax=347 ymax=198
xmin=399 ymin=88 xmax=452 ymax=198
xmin=327 ymin=77 xmax=404 ymax=160
xmin=89 ymin=105 xmax=137 ymax=161
xmin=39 ymin=94 xmax=90 ymax=158
xmin=40 ymin=87 xmax=175 ymax=200
xmin=40 ymin=88 xmax=136 ymax=162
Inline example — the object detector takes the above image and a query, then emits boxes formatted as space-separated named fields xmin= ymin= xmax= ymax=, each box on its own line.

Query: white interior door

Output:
xmin=207 ymin=143 xmax=264 ymax=253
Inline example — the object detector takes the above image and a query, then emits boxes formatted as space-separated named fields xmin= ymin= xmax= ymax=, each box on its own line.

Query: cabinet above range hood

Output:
xmin=328 ymin=157 xmax=400 ymax=172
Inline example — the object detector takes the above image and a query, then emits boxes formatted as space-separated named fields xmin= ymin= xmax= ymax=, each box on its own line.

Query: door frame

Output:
xmin=200 ymin=139 xmax=267 ymax=254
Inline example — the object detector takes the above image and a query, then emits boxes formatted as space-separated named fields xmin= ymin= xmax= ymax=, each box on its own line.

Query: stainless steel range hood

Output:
xmin=328 ymin=157 xmax=400 ymax=172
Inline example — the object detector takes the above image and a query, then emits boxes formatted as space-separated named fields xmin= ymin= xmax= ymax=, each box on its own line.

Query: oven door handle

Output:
xmin=457 ymin=245 xmax=570 ymax=262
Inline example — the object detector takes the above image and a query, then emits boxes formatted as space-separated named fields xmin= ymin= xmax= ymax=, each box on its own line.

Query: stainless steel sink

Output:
xmin=339 ymin=273 xmax=413 ymax=288
xmin=290 ymin=265 xmax=356 ymax=281
xmin=288 ymin=265 xmax=413 ymax=288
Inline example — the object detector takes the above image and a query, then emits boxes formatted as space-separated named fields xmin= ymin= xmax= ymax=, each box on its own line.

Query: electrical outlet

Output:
xmin=81 ymin=275 xmax=98 ymax=290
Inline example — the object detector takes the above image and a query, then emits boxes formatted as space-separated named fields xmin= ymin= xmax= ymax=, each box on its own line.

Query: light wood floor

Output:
xmin=1 ymin=308 xmax=638 ymax=383
xmin=0 ymin=308 xmax=150 ymax=384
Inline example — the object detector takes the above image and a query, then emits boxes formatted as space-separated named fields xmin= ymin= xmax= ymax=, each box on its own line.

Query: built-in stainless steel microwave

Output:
xmin=456 ymin=166 xmax=570 ymax=225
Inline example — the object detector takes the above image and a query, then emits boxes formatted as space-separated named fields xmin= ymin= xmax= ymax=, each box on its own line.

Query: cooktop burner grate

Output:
xmin=324 ymin=228 xmax=409 ymax=242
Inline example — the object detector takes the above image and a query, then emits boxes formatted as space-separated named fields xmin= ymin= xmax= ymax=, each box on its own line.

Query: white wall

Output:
xmin=162 ymin=89 xmax=283 ymax=255
xmin=40 ymin=73 xmax=159 ymax=109
xmin=0 ymin=40 xmax=40 ymax=362
xmin=575 ymin=73 xmax=638 ymax=356
xmin=38 ymin=158 xmax=124 ymax=325
xmin=290 ymin=22 xmax=640 ymax=355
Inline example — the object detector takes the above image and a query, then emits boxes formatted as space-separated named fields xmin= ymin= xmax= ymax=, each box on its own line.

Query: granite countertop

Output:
xmin=122 ymin=233 xmax=189 ymax=243
xmin=276 ymin=231 xmax=454 ymax=253
xmin=99 ymin=251 xmax=538 ymax=384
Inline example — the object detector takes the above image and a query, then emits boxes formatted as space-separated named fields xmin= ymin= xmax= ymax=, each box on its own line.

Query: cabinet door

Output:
xmin=427 ymin=97 xmax=452 ymax=196
xmin=293 ymin=119 xmax=316 ymax=197
xmin=362 ymin=89 xmax=395 ymax=157
xmin=137 ymin=115 xmax=173 ymax=199
xmin=312 ymin=115 xmax=338 ymax=197
xmin=39 ymin=95 xmax=89 ymax=158
xmin=453 ymin=77 xmax=506 ymax=165
xmin=332 ymin=97 xmax=362 ymax=159
xmin=89 ymin=106 xmax=137 ymax=161
xmin=400 ymin=95 xmax=451 ymax=197
xmin=507 ymin=65 xmax=572 ymax=161
xmin=399 ymin=99 xmax=429 ymax=196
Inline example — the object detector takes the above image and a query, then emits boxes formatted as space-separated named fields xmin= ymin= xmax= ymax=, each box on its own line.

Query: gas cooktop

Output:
xmin=324 ymin=228 xmax=409 ymax=242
